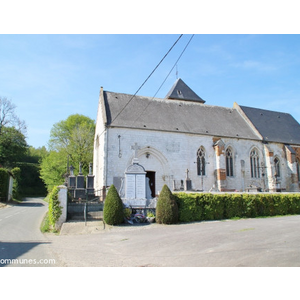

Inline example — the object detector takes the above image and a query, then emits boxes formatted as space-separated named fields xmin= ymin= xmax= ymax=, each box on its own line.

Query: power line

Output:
xmin=116 ymin=34 xmax=195 ymax=137
xmin=152 ymin=34 xmax=195 ymax=99
xmin=111 ymin=34 xmax=183 ymax=124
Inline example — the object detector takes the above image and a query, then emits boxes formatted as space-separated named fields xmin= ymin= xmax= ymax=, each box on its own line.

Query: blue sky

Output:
xmin=1 ymin=34 xmax=300 ymax=148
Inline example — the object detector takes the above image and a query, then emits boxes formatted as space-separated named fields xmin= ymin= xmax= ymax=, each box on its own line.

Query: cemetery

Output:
xmin=65 ymin=155 xmax=158 ymax=223
xmin=66 ymin=162 xmax=103 ymax=222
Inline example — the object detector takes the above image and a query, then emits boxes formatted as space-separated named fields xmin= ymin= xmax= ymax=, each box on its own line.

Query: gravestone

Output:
xmin=68 ymin=165 xmax=76 ymax=188
xmin=184 ymin=168 xmax=192 ymax=191
xmin=86 ymin=163 xmax=95 ymax=196
xmin=67 ymin=165 xmax=76 ymax=199
xmin=74 ymin=162 xmax=86 ymax=199
xmin=123 ymin=143 xmax=147 ymax=207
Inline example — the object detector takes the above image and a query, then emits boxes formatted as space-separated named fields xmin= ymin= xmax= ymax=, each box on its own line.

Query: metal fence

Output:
xmin=67 ymin=188 xmax=106 ymax=222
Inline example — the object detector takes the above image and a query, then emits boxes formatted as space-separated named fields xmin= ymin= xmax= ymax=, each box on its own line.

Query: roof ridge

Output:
xmin=239 ymin=104 xmax=292 ymax=116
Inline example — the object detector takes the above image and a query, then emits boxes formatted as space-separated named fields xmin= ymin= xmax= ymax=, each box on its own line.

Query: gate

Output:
xmin=67 ymin=188 xmax=106 ymax=222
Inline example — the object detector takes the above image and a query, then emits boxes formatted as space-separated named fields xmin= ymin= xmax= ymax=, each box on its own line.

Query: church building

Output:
xmin=93 ymin=78 xmax=300 ymax=196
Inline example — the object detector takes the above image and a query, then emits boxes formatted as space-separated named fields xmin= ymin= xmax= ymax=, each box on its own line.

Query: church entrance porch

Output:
xmin=146 ymin=171 xmax=156 ymax=198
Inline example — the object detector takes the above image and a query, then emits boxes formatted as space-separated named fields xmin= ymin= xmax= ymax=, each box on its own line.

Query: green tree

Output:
xmin=0 ymin=168 xmax=9 ymax=201
xmin=40 ymin=114 xmax=95 ymax=191
xmin=25 ymin=146 xmax=48 ymax=163
xmin=0 ymin=97 xmax=26 ymax=135
xmin=48 ymin=114 xmax=95 ymax=174
xmin=40 ymin=151 xmax=67 ymax=191
xmin=103 ymin=185 xmax=124 ymax=225
xmin=156 ymin=184 xmax=178 ymax=224
xmin=0 ymin=126 xmax=28 ymax=167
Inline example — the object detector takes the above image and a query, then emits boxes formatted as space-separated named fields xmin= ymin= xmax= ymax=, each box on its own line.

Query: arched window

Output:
xmin=226 ymin=147 xmax=234 ymax=177
xmin=197 ymin=147 xmax=206 ymax=176
xmin=274 ymin=157 xmax=280 ymax=178
xmin=250 ymin=148 xmax=260 ymax=178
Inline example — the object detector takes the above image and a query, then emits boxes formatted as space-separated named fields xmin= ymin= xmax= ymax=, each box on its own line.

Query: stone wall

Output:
xmin=56 ymin=185 xmax=67 ymax=230
xmin=93 ymin=126 xmax=297 ymax=193
xmin=93 ymin=88 xmax=107 ymax=195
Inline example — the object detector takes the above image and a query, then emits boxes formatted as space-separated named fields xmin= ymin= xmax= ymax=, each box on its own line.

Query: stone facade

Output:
xmin=94 ymin=126 xmax=299 ymax=195
xmin=93 ymin=79 xmax=300 ymax=195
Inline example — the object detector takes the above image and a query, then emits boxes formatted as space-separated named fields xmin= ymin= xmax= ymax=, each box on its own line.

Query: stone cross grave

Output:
xmin=86 ymin=163 xmax=95 ymax=195
xmin=184 ymin=168 xmax=192 ymax=191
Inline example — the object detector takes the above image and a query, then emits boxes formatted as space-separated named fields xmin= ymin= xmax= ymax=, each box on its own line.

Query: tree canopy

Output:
xmin=0 ymin=97 xmax=26 ymax=135
xmin=0 ymin=125 xmax=28 ymax=168
xmin=0 ymin=97 xmax=47 ymax=198
xmin=40 ymin=114 xmax=95 ymax=190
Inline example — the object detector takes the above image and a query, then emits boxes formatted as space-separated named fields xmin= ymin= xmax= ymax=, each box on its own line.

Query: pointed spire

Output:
xmin=165 ymin=78 xmax=205 ymax=103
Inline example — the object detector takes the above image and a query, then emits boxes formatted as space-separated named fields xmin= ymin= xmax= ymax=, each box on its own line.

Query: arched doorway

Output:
xmin=146 ymin=171 xmax=156 ymax=198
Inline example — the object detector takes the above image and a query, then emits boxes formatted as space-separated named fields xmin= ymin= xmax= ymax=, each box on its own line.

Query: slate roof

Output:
xmin=239 ymin=105 xmax=300 ymax=145
xmin=103 ymin=90 xmax=260 ymax=140
xmin=165 ymin=78 xmax=206 ymax=103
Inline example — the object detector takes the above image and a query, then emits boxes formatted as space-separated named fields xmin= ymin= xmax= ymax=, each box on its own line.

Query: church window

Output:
xmin=226 ymin=148 xmax=234 ymax=177
xmin=197 ymin=147 xmax=206 ymax=176
xmin=250 ymin=148 xmax=260 ymax=178
xmin=274 ymin=157 xmax=281 ymax=178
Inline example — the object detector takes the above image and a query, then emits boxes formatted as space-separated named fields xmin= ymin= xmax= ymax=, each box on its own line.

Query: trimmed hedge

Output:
xmin=156 ymin=184 xmax=179 ymax=224
xmin=103 ymin=185 xmax=124 ymax=225
xmin=0 ymin=167 xmax=24 ymax=201
xmin=48 ymin=186 xmax=62 ymax=230
xmin=174 ymin=192 xmax=300 ymax=223
xmin=0 ymin=168 xmax=9 ymax=201
xmin=11 ymin=167 xmax=21 ymax=200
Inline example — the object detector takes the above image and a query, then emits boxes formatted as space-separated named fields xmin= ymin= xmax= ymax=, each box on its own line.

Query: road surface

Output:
xmin=0 ymin=198 xmax=58 ymax=267
xmin=49 ymin=214 xmax=300 ymax=267
xmin=2 ymin=197 xmax=300 ymax=267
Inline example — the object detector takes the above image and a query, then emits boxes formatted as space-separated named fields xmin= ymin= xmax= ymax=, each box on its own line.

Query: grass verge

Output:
xmin=40 ymin=213 xmax=51 ymax=233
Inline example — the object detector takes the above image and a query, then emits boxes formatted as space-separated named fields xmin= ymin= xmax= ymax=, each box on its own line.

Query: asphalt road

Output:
xmin=49 ymin=214 xmax=300 ymax=267
xmin=0 ymin=198 xmax=58 ymax=267
xmin=2 ymin=197 xmax=300 ymax=267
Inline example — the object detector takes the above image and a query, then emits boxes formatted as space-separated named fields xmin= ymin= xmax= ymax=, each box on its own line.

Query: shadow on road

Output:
xmin=0 ymin=241 xmax=51 ymax=266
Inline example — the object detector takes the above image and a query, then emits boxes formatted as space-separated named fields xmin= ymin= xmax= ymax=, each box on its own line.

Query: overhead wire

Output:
xmin=152 ymin=34 xmax=195 ymax=99
xmin=96 ymin=34 xmax=195 ymax=140
xmin=110 ymin=34 xmax=183 ymax=125
xmin=123 ymin=34 xmax=195 ymax=130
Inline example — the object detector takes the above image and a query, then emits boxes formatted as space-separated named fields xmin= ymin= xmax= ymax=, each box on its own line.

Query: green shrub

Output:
xmin=175 ymin=192 xmax=300 ymax=224
xmin=212 ymin=193 xmax=225 ymax=220
xmin=40 ymin=213 xmax=50 ymax=233
xmin=48 ymin=186 xmax=62 ymax=230
xmin=224 ymin=194 xmax=245 ymax=219
xmin=242 ymin=194 xmax=257 ymax=218
xmin=11 ymin=167 xmax=21 ymax=200
xmin=0 ymin=168 xmax=9 ymax=201
xmin=123 ymin=207 xmax=132 ymax=219
xmin=103 ymin=185 xmax=124 ymax=225
xmin=156 ymin=184 xmax=178 ymax=224
xmin=289 ymin=194 xmax=300 ymax=214
xmin=175 ymin=193 xmax=201 ymax=222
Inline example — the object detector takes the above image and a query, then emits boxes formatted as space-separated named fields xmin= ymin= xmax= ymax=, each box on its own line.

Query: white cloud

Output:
xmin=233 ymin=60 xmax=277 ymax=72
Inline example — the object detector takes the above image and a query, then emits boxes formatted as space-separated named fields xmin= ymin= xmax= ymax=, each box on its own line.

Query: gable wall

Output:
xmin=93 ymin=87 xmax=108 ymax=193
